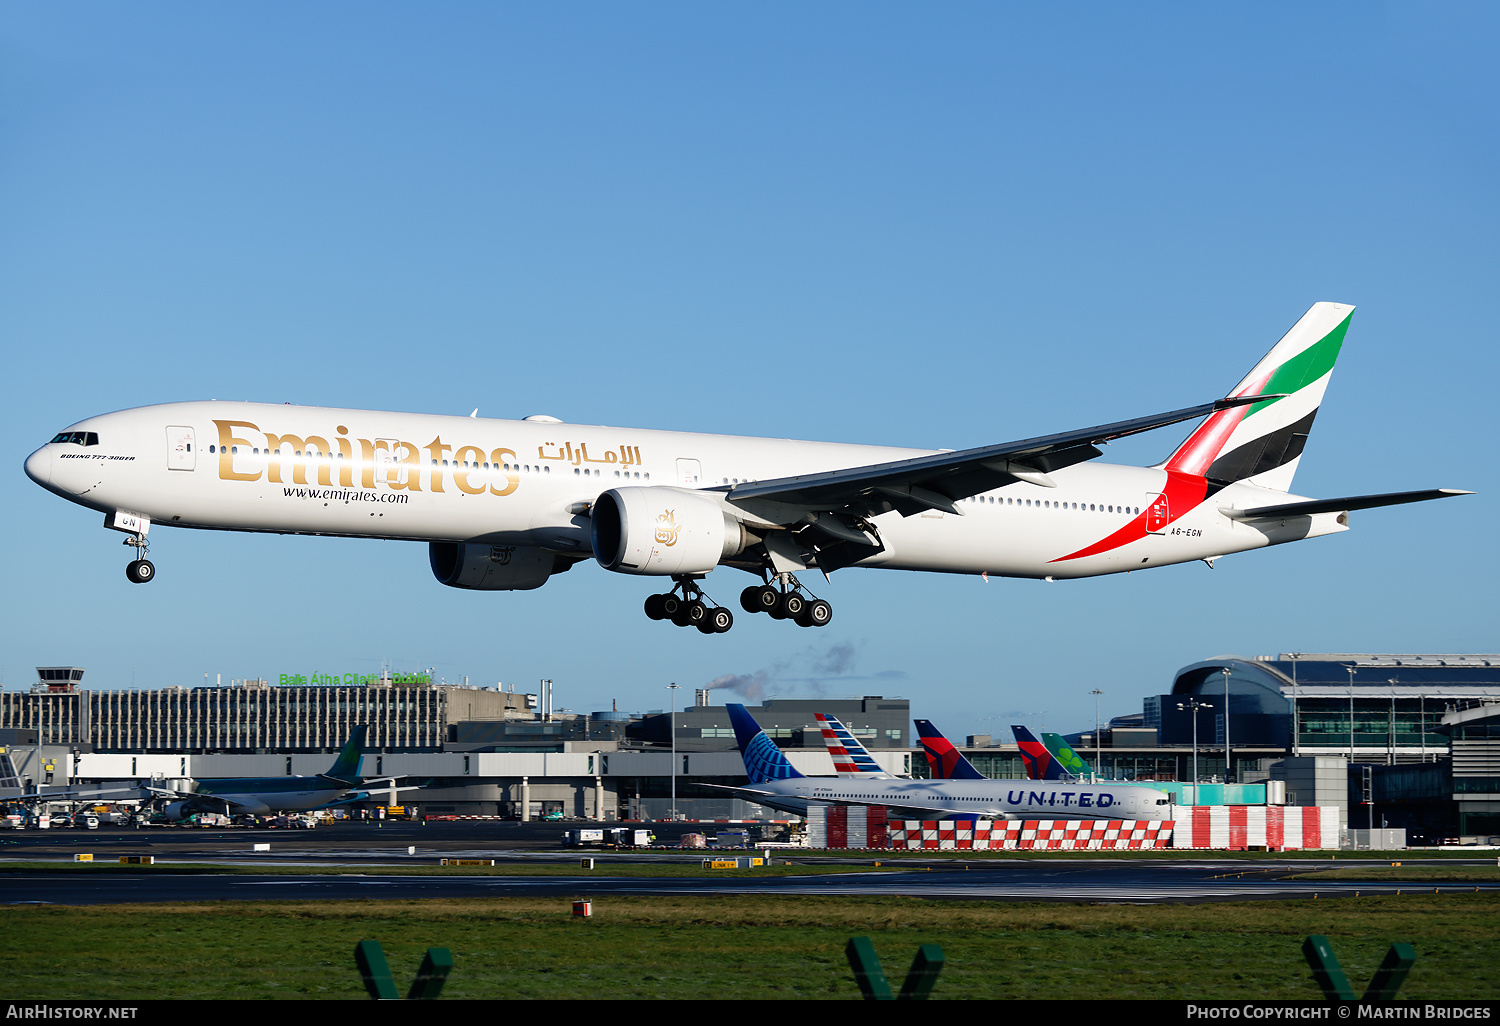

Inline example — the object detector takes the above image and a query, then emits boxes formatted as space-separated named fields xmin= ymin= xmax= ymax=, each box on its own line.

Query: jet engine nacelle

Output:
xmin=590 ymin=487 xmax=753 ymax=575
xmin=162 ymin=802 xmax=194 ymax=822
xmin=429 ymin=542 xmax=558 ymax=591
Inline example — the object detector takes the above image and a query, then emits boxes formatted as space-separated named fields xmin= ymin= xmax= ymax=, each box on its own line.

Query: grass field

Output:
xmin=4 ymin=892 xmax=1496 ymax=1000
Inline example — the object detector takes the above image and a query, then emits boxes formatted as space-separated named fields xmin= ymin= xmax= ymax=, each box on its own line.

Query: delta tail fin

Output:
xmin=726 ymin=704 xmax=805 ymax=784
xmin=1162 ymin=302 xmax=1353 ymax=492
xmin=1011 ymin=724 xmax=1065 ymax=780
xmin=324 ymin=725 xmax=368 ymax=784
xmin=914 ymin=720 xmax=986 ymax=780
xmin=815 ymin=713 xmax=892 ymax=778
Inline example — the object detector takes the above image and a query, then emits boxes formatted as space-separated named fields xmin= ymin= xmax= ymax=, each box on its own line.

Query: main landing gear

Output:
xmin=644 ymin=576 xmax=735 ymax=634
xmin=739 ymin=573 xmax=833 ymax=628
xmin=123 ymin=533 xmax=155 ymax=585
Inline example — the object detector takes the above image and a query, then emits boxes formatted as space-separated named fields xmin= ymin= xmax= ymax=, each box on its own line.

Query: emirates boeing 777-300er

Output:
xmin=25 ymin=302 xmax=1469 ymax=633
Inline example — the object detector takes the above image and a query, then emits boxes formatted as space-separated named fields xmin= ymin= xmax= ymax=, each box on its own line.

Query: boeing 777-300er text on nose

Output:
xmin=24 ymin=303 xmax=1470 ymax=632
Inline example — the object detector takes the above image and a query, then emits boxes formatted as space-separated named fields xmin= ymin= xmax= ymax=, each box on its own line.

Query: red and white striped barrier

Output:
xmin=805 ymin=803 xmax=1339 ymax=850
xmin=1169 ymin=805 xmax=1339 ymax=850
xmin=806 ymin=805 xmax=892 ymax=848
xmin=804 ymin=805 xmax=1172 ymax=849
xmin=886 ymin=818 xmax=1173 ymax=850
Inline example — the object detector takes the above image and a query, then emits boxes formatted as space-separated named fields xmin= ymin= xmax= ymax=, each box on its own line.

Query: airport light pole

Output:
xmin=667 ymin=683 xmax=680 ymax=822
xmin=1177 ymin=699 xmax=1213 ymax=799
xmin=1346 ymin=665 xmax=1357 ymax=763
xmin=1089 ymin=689 xmax=1104 ymax=783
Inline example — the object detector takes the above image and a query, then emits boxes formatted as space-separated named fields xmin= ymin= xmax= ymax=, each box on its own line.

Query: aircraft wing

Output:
xmin=1221 ymin=488 xmax=1473 ymax=521
xmin=799 ymin=790 xmax=1017 ymax=821
xmin=727 ymin=395 xmax=1272 ymax=525
xmin=8 ymin=785 xmax=140 ymax=805
xmin=138 ymin=784 xmax=197 ymax=800
xmin=136 ymin=786 xmax=264 ymax=814
xmin=696 ymin=782 xmax=1013 ymax=820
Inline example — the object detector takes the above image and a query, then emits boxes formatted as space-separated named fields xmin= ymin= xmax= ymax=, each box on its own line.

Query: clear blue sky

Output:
xmin=2 ymin=3 xmax=1494 ymax=736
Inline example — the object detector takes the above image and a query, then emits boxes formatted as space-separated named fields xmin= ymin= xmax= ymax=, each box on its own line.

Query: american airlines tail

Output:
xmin=815 ymin=713 xmax=891 ymax=777
xmin=1161 ymin=301 xmax=1352 ymax=492
xmin=726 ymin=704 xmax=804 ymax=784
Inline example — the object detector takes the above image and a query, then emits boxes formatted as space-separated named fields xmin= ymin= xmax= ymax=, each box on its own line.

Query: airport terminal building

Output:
xmin=7 ymin=655 xmax=1500 ymax=836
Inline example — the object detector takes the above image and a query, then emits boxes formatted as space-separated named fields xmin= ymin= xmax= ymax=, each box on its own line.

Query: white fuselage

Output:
xmin=747 ymin=776 xmax=1173 ymax=821
xmin=24 ymin=401 xmax=1348 ymax=581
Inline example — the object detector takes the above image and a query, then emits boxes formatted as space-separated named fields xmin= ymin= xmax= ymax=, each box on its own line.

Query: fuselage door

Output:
xmin=166 ymin=426 xmax=196 ymax=471
xmin=1145 ymin=492 xmax=1169 ymax=533
xmin=375 ymin=438 xmax=406 ymax=489
xmin=675 ymin=458 xmax=702 ymax=488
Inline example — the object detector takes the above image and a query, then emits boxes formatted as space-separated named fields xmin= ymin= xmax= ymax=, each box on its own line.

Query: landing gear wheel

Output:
xmin=740 ymin=586 xmax=763 ymax=614
xmin=752 ymin=585 xmax=780 ymax=614
xmin=125 ymin=559 xmax=155 ymax=584
xmin=796 ymin=598 xmax=833 ymax=628
xmin=647 ymin=576 xmax=733 ymax=634
xmin=660 ymin=594 xmax=683 ymax=621
xmin=778 ymin=592 xmax=806 ymax=621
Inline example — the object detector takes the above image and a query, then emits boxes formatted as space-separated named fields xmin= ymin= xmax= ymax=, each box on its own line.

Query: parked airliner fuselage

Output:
xmin=748 ymin=776 xmax=1175 ymax=821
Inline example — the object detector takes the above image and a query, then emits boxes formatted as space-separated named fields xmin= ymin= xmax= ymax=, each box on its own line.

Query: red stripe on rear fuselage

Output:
xmin=1049 ymin=470 xmax=1208 ymax=563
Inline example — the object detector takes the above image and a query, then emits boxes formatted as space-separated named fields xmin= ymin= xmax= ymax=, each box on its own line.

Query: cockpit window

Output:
xmin=50 ymin=432 xmax=99 ymax=446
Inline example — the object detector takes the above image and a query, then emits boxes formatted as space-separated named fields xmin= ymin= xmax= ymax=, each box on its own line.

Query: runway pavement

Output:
xmin=3 ymin=821 xmax=1495 ymax=905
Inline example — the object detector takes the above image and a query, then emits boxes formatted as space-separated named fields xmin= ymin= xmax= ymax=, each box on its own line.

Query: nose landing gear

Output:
xmin=739 ymin=573 xmax=832 ymax=628
xmin=644 ymin=575 xmax=734 ymax=634
xmin=123 ymin=533 xmax=155 ymax=584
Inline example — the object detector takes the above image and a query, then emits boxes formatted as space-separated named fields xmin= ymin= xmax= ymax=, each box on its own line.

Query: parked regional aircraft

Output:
xmin=140 ymin=726 xmax=410 ymax=819
xmin=716 ymin=704 xmax=1171 ymax=821
xmin=24 ymin=303 xmax=1469 ymax=632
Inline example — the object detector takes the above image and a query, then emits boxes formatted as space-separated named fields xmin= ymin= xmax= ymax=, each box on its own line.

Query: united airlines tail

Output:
xmin=914 ymin=720 xmax=986 ymax=780
xmin=726 ymin=704 xmax=805 ymax=784
xmin=1162 ymin=301 xmax=1352 ymax=492
xmin=815 ymin=713 xmax=891 ymax=777
xmin=324 ymin=725 xmax=368 ymax=784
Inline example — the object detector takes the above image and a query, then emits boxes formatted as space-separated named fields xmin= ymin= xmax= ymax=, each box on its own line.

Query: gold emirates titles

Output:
xmin=213 ymin=419 xmax=521 ymax=495
xmin=213 ymin=420 xmax=648 ymax=497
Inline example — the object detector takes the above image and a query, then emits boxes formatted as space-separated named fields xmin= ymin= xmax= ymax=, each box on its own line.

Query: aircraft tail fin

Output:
xmin=1040 ymin=731 xmax=1095 ymax=780
xmin=1011 ymin=725 xmax=1064 ymax=780
xmin=727 ymin=704 xmax=804 ymax=783
xmin=1163 ymin=302 xmax=1353 ymax=492
xmin=816 ymin=713 xmax=891 ymax=777
xmin=325 ymin=725 xmax=368 ymax=783
xmin=914 ymin=720 xmax=986 ymax=780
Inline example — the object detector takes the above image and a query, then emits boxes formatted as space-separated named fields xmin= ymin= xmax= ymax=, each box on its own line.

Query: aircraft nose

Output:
xmin=24 ymin=446 xmax=52 ymax=487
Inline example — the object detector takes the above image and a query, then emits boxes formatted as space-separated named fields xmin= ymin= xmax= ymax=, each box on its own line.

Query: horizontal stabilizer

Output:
xmin=1222 ymin=488 xmax=1473 ymax=521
